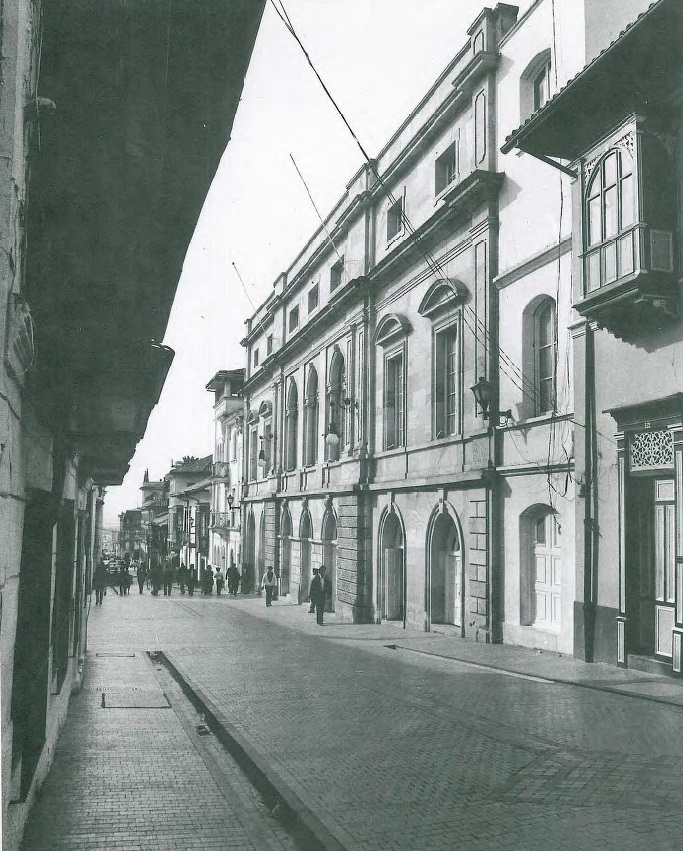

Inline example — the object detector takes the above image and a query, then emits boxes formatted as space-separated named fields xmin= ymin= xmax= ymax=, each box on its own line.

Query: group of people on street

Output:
xmin=259 ymin=563 xmax=330 ymax=625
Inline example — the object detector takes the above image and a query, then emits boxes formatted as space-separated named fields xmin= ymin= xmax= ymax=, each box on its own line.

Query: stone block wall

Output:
xmin=335 ymin=494 xmax=372 ymax=622
xmin=468 ymin=496 xmax=490 ymax=640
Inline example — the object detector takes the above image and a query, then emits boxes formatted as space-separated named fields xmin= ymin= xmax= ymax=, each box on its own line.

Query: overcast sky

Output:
xmin=103 ymin=0 xmax=534 ymax=527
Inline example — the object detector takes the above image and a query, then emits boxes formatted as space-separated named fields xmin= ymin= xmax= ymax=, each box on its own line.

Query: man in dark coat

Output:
xmin=309 ymin=568 xmax=325 ymax=625
xmin=93 ymin=559 xmax=107 ymax=605
xmin=308 ymin=568 xmax=319 ymax=613
xmin=227 ymin=564 xmax=240 ymax=596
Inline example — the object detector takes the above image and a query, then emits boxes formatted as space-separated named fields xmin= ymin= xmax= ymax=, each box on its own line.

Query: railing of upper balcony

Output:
xmin=210 ymin=511 xmax=239 ymax=531
xmin=212 ymin=461 xmax=230 ymax=480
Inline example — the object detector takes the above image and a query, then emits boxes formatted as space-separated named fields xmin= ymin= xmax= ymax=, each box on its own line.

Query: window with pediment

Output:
xmin=419 ymin=280 xmax=467 ymax=439
xmin=375 ymin=314 xmax=411 ymax=450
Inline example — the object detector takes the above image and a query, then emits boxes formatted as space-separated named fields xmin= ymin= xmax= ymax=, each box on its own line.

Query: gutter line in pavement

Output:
xmin=160 ymin=650 xmax=351 ymax=851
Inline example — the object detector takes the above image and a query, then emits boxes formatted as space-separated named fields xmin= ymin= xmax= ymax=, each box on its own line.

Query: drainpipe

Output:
xmin=582 ymin=321 xmax=598 ymax=661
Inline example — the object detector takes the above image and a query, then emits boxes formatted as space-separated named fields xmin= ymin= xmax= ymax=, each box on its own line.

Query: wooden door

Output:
xmin=654 ymin=478 xmax=676 ymax=658
xmin=533 ymin=513 xmax=562 ymax=630
xmin=384 ymin=548 xmax=403 ymax=620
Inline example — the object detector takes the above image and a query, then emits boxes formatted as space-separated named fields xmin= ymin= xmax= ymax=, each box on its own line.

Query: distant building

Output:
xmin=166 ymin=456 xmax=213 ymax=578
xmin=206 ymin=370 xmax=246 ymax=584
xmin=140 ymin=472 xmax=170 ymax=571
xmin=118 ymin=510 xmax=144 ymax=562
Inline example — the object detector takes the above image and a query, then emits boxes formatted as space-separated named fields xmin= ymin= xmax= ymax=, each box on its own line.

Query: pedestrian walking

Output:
xmin=163 ymin=562 xmax=175 ymax=596
xmin=309 ymin=568 xmax=325 ymax=625
xmin=151 ymin=564 xmax=162 ymax=595
xmin=178 ymin=563 xmax=188 ymax=594
xmin=201 ymin=565 xmax=214 ymax=595
xmin=93 ymin=559 xmax=107 ymax=605
xmin=118 ymin=564 xmax=130 ymax=596
xmin=215 ymin=567 xmax=225 ymax=595
xmin=308 ymin=568 xmax=319 ymax=613
xmin=187 ymin=564 xmax=196 ymax=596
xmin=137 ymin=563 xmax=147 ymax=594
xmin=227 ymin=564 xmax=240 ymax=596
xmin=262 ymin=565 xmax=278 ymax=607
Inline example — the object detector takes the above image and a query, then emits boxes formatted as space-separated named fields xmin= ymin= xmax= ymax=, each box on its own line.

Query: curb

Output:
xmin=392 ymin=643 xmax=683 ymax=709
xmin=161 ymin=651 xmax=351 ymax=851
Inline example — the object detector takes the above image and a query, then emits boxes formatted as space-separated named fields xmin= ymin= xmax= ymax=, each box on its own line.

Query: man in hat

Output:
xmin=308 ymin=568 xmax=319 ymax=613
xmin=309 ymin=567 xmax=325 ymax=625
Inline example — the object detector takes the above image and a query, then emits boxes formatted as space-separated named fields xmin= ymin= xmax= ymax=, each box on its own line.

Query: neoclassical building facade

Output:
xmin=240 ymin=0 xmax=657 ymax=662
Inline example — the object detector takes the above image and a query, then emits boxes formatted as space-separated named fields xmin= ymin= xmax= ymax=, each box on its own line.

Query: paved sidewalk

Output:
xmin=24 ymin=589 xmax=683 ymax=850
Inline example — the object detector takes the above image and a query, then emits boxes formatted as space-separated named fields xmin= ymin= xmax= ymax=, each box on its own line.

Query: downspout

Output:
xmin=583 ymin=322 xmax=598 ymax=661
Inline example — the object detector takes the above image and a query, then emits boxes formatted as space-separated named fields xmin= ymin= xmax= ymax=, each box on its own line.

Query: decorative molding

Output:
xmin=4 ymin=294 xmax=34 ymax=388
xmin=495 ymin=237 xmax=572 ymax=290
xmin=418 ymin=278 xmax=469 ymax=319
xmin=374 ymin=313 xmax=412 ymax=347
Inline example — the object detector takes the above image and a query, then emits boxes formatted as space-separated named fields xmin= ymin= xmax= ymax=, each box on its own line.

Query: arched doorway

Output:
xmin=428 ymin=511 xmax=462 ymax=627
xmin=300 ymin=511 xmax=312 ymax=604
xmin=244 ymin=511 xmax=255 ymax=593
xmin=280 ymin=507 xmax=292 ymax=597
xmin=322 ymin=510 xmax=337 ymax=612
xmin=258 ymin=511 xmax=266 ymax=588
xmin=522 ymin=507 xmax=561 ymax=631
xmin=380 ymin=511 xmax=404 ymax=621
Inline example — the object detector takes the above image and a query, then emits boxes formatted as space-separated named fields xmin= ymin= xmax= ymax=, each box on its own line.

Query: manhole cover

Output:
xmin=96 ymin=653 xmax=136 ymax=658
xmin=101 ymin=690 xmax=170 ymax=709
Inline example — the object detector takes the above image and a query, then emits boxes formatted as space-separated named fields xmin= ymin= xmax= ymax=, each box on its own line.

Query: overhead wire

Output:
xmin=271 ymin=0 xmax=550 ymax=415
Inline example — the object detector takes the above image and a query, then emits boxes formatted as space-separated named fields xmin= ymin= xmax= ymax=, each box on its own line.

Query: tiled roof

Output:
xmin=169 ymin=454 xmax=212 ymax=475
xmin=501 ymin=0 xmax=664 ymax=154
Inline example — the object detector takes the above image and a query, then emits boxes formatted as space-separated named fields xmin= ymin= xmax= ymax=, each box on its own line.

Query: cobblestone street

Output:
xmin=23 ymin=590 xmax=683 ymax=850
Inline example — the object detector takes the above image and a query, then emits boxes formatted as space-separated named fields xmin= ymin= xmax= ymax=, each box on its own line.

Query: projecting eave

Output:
xmin=500 ymin=0 xmax=683 ymax=161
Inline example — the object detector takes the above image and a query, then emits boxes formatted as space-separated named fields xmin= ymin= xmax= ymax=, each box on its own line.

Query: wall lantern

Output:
xmin=325 ymin=401 xmax=341 ymax=449
xmin=471 ymin=376 xmax=494 ymax=419
xmin=257 ymin=436 xmax=267 ymax=468
xmin=227 ymin=493 xmax=235 ymax=510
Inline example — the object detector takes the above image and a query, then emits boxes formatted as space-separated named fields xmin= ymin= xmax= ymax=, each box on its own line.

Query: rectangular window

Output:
xmin=384 ymin=351 xmax=405 ymax=449
xmin=435 ymin=142 xmax=458 ymax=196
xmin=387 ymin=198 xmax=404 ymax=242
xmin=289 ymin=306 xmax=299 ymax=332
xmin=249 ymin=427 xmax=258 ymax=481
xmin=308 ymin=283 xmax=319 ymax=313
xmin=533 ymin=63 xmax=550 ymax=111
xmin=330 ymin=256 xmax=344 ymax=291
xmin=253 ymin=348 xmax=259 ymax=368
xmin=434 ymin=326 xmax=458 ymax=437
xmin=267 ymin=334 xmax=273 ymax=355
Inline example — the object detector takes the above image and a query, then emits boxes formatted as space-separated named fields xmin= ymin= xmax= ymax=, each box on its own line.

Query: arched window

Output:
xmin=285 ymin=378 xmax=298 ymax=471
xmin=519 ymin=49 xmax=552 ymax=121
xmin=584 ymin=148 xmax=635 ymax=292
xmin=326 ymin=348 xmax=345 ymax=461
xmin=534 ymin=298 xmax=556 ymax=415
xmin=304 ymin=365 xmax=319 ymax=466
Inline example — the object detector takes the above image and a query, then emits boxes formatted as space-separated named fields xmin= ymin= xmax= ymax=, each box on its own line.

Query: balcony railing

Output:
xmin=210 ymin=511 xmax=238 ymax=531
xmin=212 ymin=461 xmax=230 ymax=481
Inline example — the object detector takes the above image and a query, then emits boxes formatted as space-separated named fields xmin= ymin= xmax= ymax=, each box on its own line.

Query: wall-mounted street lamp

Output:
xmin=227 ymin=493 xmax=235 ymax=511
xmin=471 ymin=376 xmax=512 ymax=424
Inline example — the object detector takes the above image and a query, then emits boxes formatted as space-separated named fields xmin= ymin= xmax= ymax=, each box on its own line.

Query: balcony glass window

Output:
xmin=584 ymin=149 xmax=635 ymax=293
